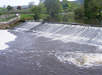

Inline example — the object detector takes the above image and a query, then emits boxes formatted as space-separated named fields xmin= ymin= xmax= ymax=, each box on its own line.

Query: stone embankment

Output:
xmin=0 ymin=17 xmax=20 ymax=29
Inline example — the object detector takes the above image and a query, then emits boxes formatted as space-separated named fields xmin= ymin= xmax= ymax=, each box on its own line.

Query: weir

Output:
xmin=31 ymin=23 xmax=102 ymax=50
xmin=14 ymin=22 xmax=102 ymax=68
xmin=31 ymin=23 xmax=102 ymax=68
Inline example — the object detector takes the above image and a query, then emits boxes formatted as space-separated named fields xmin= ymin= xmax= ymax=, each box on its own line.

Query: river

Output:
xmin=0 ymin=22 xmax=102 ymax=75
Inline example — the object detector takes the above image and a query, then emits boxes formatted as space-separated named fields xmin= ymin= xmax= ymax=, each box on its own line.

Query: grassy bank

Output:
xmin=20 ymin=14 xmax=34 ymax=21
xmin=8 ymin=14 xmax=34 ymax=29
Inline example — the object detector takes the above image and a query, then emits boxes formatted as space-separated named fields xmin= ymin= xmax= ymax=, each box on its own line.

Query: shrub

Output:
xmin=74 ymin=7 xmax=85 ymax=18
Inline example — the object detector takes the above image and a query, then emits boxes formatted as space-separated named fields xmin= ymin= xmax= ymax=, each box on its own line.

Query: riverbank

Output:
xmin=2 ymin=21 xmax=101 ymax=75
xmin=0 ymin=16 xmax=20 ymax=29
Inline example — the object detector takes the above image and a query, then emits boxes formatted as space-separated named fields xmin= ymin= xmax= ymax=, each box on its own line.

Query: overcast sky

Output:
xmin=0 ymin=0 xmax=76 ymax=7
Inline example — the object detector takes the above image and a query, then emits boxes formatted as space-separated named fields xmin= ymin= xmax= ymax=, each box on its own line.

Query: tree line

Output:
xmin=84 ymin=0 xmax=102 ymax=20
xmin=4 ymin=0 xmax=102 ymax=25
xmin=75 ymin=0 xmax=102 ymax=21
xmin=31 ymin=0 xmax=102 ymax=24
xmin=31 ymin=0 xmax=80 ymax=22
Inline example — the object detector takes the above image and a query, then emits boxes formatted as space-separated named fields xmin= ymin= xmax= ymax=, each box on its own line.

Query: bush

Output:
xmin=74 ymin=7 xmax=85 ymax=18
xmin=0 ymin=12 xmax=2 ymax=15
xmin=31 ymin=3 xmax=48 ymax=21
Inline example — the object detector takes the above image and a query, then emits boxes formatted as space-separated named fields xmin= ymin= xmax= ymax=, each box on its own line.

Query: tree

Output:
xmin=7 ymin=5 xmax=13 ymax=11
xmin=17 ymin=6 xmax=21 ymax=10
xmin=31 ymin=3 xmax=48 ymax=21
xmin=74 ymin=6 xmax=84 ymax=18
xmin=68 ymin=2 xmax=80 ymax=12
xmin=84 ymin=0 xmax=102 ymax=19
xmin=61 ymin=0 xmax=69 ymax=12
xmin=44 ymin=0 xmax=63 ymax=21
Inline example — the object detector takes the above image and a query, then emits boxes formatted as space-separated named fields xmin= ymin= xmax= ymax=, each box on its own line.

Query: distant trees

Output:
xmin=17 ymin=6 xmax=21 ymax=10
xmin=74 ymin=6 xmax=84 ymax=18
xmin=31 ymin=3 xmax=48 ymax=21
xmin=31 ymin=0 xmax=102 ymax=24
xmin=84 ymin=0 xmax=97 ymax=18
xmin=31 ymin=0 xmax=81 ymax=22
xmin=44 ymin=0 xmax=63 ymax=21
xmin=61 ymin=0 xmax=80 ymax=12
xmin=68 ymin=2 xmax=80 ymax=12
xmin=84 ymin=0 xmax=102 ymax=19
xmin=61 ymin=0 xmax=69 ymax=12
xmin=7 ymin=5 xmax=13 ymax=11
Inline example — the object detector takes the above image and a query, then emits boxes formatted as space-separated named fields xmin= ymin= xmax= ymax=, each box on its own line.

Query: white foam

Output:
xmin=32 ymin=23 xmax=102 ymax=50
xmin=55 ymin=52 xmax=102 ymax=68
xmin=0 ymin=30 xmax=16 ymax=50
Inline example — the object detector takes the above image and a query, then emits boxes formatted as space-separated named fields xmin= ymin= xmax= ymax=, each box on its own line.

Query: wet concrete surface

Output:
xmin=0 ymin=22 xmax=102 ymax=75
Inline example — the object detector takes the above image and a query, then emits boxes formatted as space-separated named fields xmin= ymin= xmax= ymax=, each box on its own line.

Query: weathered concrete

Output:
xmin=0 ymin=17 xmax=20 ymax=29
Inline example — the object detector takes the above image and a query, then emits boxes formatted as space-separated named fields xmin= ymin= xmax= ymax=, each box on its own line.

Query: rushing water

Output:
xmin=28 ymin=22 xmax=102 ymax=67
xmin=32 ymin=23 xmax=102 ymax=50
xmin=1 ymin=22 xmax=102 ymax=75
xmin=0 ymin=21 xmax=102 ymax=71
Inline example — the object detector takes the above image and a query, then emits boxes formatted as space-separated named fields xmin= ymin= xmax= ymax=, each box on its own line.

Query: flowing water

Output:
xmin=1 ymin=22 xmax=102 ymax=75
xmin=30 ymin=23 xmax=102 ymax=67
xmin=32 ymin=23 xmax=102 ymax=50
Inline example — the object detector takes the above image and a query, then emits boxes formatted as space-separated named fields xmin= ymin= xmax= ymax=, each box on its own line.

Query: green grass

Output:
xmin=0 ymin=8 xmax=7 ymax=12
xmin=20 ymin=14 xmax=34 ymax=21
xmin=16 ymin=9 xmax=31 ymax=12
xmin=0 ymin=8 xmax=7 ymax=15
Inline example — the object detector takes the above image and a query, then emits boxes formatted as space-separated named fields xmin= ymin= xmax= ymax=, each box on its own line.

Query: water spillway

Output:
xmin=32 ymin=23 xmax=102 ymax=50
xmin=31 ymin=23 xmax=102 ymax=67
xmin=1 ymin=22 xmax=102 ymax=75
xmin=14 ymin=22 xmax=102 ymax=68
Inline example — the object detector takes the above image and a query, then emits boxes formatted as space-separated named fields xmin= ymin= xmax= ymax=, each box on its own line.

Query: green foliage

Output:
xmin=44 ymin=0 xmax=63 ymax=21
xmin=30 ymin=0 xmax=82 ymax=22
xmin=60 ymin=12 xmax=75 ymax=23
xmin=61 ymin=0 xmax=80 ymax=12
xmin=84 ymin=0 xmax=102 ymax=19
xmin=61 ymin=0 xmax=69 ymax=12
xmin=0 ymin=13 xmax=2 ymax=15
xmin=7 ymin=5 xmax=13 ymax=11
xmin=74 ymin=0 xmax=102 ymax=20
xmin=17 ymin=6 xmax=22 ymax=10
xmin=68 ymin=2 xmax=80 ymax=12
xmin=74 ymin=6 xmax=84 ymax=18
xmin=0 ymin=8 xmax=6 ymax=12
xmin=31 ymin=3 xmax=48 ymax=21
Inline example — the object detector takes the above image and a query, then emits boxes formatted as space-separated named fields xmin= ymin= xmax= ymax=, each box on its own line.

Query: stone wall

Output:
xmin=0 ymin=17 xmax=20 ymax=29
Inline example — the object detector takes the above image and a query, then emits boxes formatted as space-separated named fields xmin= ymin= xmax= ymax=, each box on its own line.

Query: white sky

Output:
xmin=0 ymin=0 xmax=76 ymax=7
xmin=0 ymin=0 xmax=40 ymax=7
